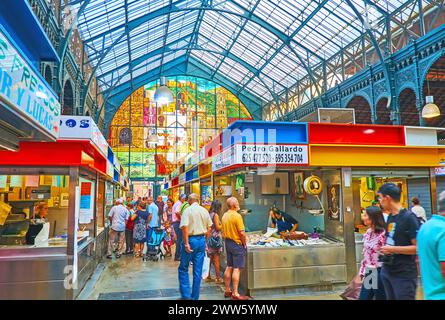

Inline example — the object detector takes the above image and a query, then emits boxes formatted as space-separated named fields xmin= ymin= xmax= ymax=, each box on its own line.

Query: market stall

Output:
xmin=209 ymin=121 xmax=444 ymax=296
xmin=0 ymin=116 xmax=114 ymax=300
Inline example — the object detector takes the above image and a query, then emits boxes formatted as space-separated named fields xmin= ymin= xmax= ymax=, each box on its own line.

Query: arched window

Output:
xmin=44 ymin=65 xmax=52 ymax=86
xmin=346 ymin=96 xmax=372 ymax=124
xmin=62 ymin=81 xmax=74 ymax=115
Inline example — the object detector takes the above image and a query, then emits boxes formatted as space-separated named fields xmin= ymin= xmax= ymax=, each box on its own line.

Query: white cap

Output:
xmin=116 ymin=198 xmax=124 ymax=204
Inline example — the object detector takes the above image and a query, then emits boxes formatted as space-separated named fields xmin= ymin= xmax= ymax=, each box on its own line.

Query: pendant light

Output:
xmin=422 ymin=96 xmax=440 ymax=119
xmin=422 ymin=77 xmax=440 ymax=119
xmin=154 ymin=77 xmax=173 ymax=105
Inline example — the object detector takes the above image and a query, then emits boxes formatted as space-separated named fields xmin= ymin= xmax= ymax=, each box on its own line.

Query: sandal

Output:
xmin=205 ymin=277 xmax=214 ymax=283
xmin=224 ymin=291 xmax=232 ymax=298
xmin=215 ymin=278 xmax=224 ymax=284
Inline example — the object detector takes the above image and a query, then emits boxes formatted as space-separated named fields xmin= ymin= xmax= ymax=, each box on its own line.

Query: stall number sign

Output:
xmin=212 ymin=147 xmax=235 ymax=171
xmin=0 ymin=29 xmax=60 ymax=137
xmin=59 ymin=116 xmax=108 ymax=157
xmin=213 ymin=144 xmax=308 ymax=171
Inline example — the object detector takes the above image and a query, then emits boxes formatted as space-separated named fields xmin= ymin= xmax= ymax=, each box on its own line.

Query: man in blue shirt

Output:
xmin=147 ymin=196 xmax=159 ymax=243
xmin=417 ymin=191 xmax=445 ymax=300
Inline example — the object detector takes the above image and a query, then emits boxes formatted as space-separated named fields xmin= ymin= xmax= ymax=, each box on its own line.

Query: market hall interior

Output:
xmin=1 ymin=0 xmax=445 ymax=300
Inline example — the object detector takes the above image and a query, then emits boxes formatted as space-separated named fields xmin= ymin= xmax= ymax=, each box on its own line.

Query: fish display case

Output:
xmin=235 ymin=231 xmax=348 ymax=296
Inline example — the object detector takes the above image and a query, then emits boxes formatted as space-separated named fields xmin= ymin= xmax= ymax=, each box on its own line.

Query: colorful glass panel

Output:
xmin=109 ymin=76 xmax=252 ymax=180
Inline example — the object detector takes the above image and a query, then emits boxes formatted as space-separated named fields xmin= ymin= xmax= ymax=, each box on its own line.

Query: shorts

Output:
xmin=225 ymin=239 xmax=246 ymax=269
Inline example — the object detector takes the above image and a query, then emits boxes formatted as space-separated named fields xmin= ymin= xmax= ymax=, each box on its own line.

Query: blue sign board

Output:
xmin=222 ymin=121 xmax=308 ymax=150
xmin=114 ymin=169 xmax=119 ymax=183
xmin=107 ymin=146 xmax=114 ymax=163
xmin=185 ymin=167 xmax=199 ymax=182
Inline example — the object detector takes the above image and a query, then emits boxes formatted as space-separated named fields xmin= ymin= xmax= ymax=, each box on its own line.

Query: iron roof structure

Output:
xmin=69 ymin=0 xmax=439 ymax=118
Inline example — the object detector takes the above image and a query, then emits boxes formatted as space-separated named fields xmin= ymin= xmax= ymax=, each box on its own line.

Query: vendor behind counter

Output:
xmin=269 ymin=208 xmax=299 ymax=233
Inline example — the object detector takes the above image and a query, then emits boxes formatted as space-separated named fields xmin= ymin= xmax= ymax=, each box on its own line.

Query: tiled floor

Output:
xmin=79 ymin=252 xmax=346 ymax=300
xmin=79 ymin=250 xmax=424 ymax=300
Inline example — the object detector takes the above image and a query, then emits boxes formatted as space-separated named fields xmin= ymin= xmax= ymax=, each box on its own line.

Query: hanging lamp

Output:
xmin=154 ymin=77 xmax=173 ymax=105
xmin=422 ymin=96 xmax=440 ymax=119
xmin=422 ymin=77 xmax=440 ymax=119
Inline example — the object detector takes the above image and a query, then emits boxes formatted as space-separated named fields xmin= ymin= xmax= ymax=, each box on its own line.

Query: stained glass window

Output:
xmin=109 ymin=76 xmax=252 ymax=180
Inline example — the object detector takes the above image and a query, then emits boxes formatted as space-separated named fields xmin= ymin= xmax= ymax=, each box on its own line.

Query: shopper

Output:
xmin=132 ymin=201 xmax=149 ymax=258
xmin=163 ymin=220 xmax=174 ymax=257
xmin=377 ymin=183 xmax=420 ymax=300
xmin=222 ymin=197 xmax=249 ymax=300
xmin=358 ymin=206 xmax=387 ymax=300
xmin=178 ymin=193 xmax=212 ymax=300
xmin=411 ymin=197 xmax=427 ymax=224
xmin=206 ymin=200 xmax=223 ymax=283
xmin=163 ymin=198 xmax=174 ymax=224
xmin=147 ymin=196 xmax=159 ymax=244
xmin=172 ymin=194 xmax=187 ymax=261
xmin=107 ymin=198 xmax=130 ymax=259
xmin=417 ymin=190 xmax=445 ymax=300
xmin=155 ymin=195 xmax=165 ymax=226
xmin=125 ymin=203 xmax=135 ymax=255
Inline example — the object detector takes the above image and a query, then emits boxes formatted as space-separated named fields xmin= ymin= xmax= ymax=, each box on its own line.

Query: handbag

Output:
xmin=207 ymin=235 xmax=222 ymax=249
xmin=340 ymin=274 xmax=363 ymax=300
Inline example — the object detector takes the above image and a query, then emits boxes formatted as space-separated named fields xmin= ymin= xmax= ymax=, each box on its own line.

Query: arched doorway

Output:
xmin=399 ymin=88 xmax=419 ymax=126
xmin=62 ymin=81 xmax=74 ymax=115
xmin=375 ymin=98 xmax=391 ymax=124
xmin=423 ymin=55 xmax=445 ymax=127
xmin=346 ymin=96 xmax=372 ymax=124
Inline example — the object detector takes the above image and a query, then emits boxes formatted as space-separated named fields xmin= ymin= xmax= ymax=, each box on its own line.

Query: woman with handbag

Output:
xmin=358 ymin=205 xmax=387 ymax=300
xmin=206 ymin=200 xmax=223 ymax=283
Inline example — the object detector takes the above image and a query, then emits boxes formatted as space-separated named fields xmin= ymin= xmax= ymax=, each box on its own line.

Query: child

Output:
xmin=163 ymin=221 xmax=174 ymax=257
xmin=125 ymin=203 xmax=135 ymax=255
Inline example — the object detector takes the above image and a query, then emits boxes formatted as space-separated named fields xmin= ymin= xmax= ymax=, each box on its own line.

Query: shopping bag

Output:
xmin=201 ymin=254 xmax=211 ymax=279
xmin=340 ymin=274 xmax=363 ymax=300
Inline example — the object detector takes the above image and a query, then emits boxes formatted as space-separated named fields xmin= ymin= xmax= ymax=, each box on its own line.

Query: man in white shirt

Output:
xmin=411 ymin=197 xmax=427 ymax=224
xmin=107 ymin=198 xmax=130 ymax=259
xmin=178 ymin=193 xmax=212 ymax=300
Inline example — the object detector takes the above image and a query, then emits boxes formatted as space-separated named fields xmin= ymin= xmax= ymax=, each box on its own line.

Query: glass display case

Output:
xmin=0 ymin=174 xmax=70 ymax=248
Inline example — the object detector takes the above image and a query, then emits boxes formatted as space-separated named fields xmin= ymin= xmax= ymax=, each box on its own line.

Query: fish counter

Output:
xmin=236 ymin=232 xmax=348 ymax=296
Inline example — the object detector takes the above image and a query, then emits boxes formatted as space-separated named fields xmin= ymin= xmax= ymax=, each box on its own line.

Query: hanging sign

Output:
xmin=0 ymin=27 xmax=61 ymax=138
xmin=59 ymin=116 xmax=108 ymax=157
xmin=212 ymin=144 xmax=309 ymax=171
xmin=435 ymin=167 xmax=445 ymax=176
xmin=235 ymin=144 xmax=308 ymax=165
xmin=212 ymin=146 xmax=235 ymax=171
xmin=179 ymin=173 xmax=186 ymax=185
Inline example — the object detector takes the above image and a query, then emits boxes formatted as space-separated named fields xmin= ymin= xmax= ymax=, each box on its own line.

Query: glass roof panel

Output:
xmin=75 ymin=0 xmax=426 ymax=103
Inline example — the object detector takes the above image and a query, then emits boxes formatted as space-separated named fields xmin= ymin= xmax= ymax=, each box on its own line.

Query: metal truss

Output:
xmin=59 ymin=0 xmax=444 ymax=123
